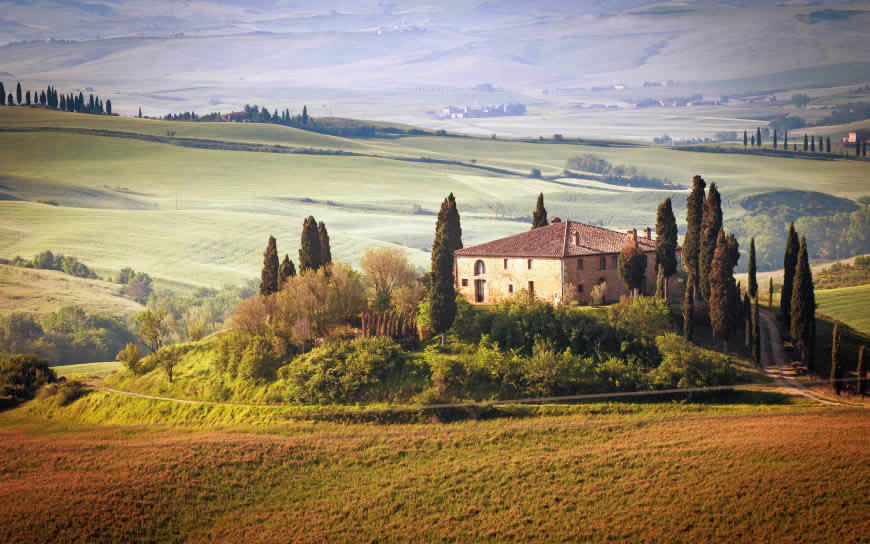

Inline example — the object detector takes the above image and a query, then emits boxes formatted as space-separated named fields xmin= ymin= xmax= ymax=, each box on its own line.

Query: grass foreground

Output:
xmin=0 ymin=405 xmax=866 ymax=543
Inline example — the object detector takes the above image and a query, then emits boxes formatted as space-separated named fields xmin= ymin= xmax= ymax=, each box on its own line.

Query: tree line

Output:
xmin=743 ymin=125 xmax=868 ymax=158
xmin=0 ymin=81 xmax=112 ymax=115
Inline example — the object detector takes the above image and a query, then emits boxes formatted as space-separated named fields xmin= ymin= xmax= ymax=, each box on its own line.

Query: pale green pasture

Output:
xmin=815 ymin=285 xmax=870 ymax=335
xmin=52 ymin=361 xmax=121 ymax=378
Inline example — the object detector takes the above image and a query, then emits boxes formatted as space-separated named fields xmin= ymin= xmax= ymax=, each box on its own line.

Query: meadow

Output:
xmin=1 ymin=108 xmax=867 ymax=289
xmin=51 ymin=361 xmax=120 ymax=378
xmin=0 ymin=264 xmax=142 ymax=317
xmin=815 ymin=284 xmax=870 ymax=335
xmin=0 ymin=405 xmax=866 ymax=543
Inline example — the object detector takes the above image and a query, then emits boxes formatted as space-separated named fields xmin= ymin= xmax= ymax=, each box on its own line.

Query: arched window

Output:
xmin=474 ymin=260 xmax=486 ymax=275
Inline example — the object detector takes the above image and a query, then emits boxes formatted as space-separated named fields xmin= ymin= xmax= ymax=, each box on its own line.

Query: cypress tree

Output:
xmin=790 ymin=236 xmax=815 ymax=369
xmin=317 ymin=222 xmax=332 ymax=266
xmin=826 ymin=136 xmax=831 ymax=153
xmin=699 ymin=182 xmax=722 ymax=301
xmin=781 ymin=223 xmax=799 ymax=330
xmin=259 ymin=235 xmax=279 ymax=296
xmin=748 ymin=237 xmax=758 ymax=299
xmin=439 ymin=192 xmax=463 ymax=251
xmin=683 ymin=175 xmax=706 ymax=288
xmin=16 ymin=82 xmax=21 ymax=105
xmin=25 ymin=90 xmax=30 ymax=105
xmin=6 ymin=94 xmax=11 ymax=106
xmin=773 ymin=129 xmax=777 ymax=149
xmin=756 ymin=127 xmax=761 ymax=147
xmin=810 ymin=135 xmax=815 ymax=152
xmin=803 ymin=133 xmax=808 ymax=151
xmin=655 ymin=264 xmax=665 ymax=300
xmin=769 ymin=276 xmax=774 ymax=308
xmin=138 ymin=107 xmax=142 ymax=118
xmin=744 ymin=291 xmax=752 ymax=349
xmin=278 ymin=254 xmax=296 ymax=287
xmin=857 ymin=346 xmax=865 ymax=398
xmin=753 ymin=297 xmax=761 ymax=366
xmin=429 ymin=222 xmax=456 ymax=343
xmin=743 ymin=130 xmax=747 ymax=149
xmin=106 ymin=99 xmax=112 ymax=115
xmin=531 ymin=192 xmax=548 ymax=229
xmin=302 ymin=105 xmax=308 ymax=124
xmin=784 ymin=131 xmax=788 ymax=149
xmin=709 ymin=231 xmax=735 ymax=351
xmin=683 ymin=276 xmax=695 ymax=341
xmin=617 ymin=240 xmax=647 ymax=296
xmin=298 ymin=216 xmax=322 ymax=273
xmin=751 ymin=135 xmax=755 ymax=147
xmin=655 ymin=197 xmax=678 ymax=300
xmin=0 ymin=82 xmax=4 ymax=106
xmin=830 ymin=322 xmax=841 ymax=394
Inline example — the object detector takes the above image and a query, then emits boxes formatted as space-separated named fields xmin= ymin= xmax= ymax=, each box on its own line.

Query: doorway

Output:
xmin=474 ymin=279 xmax=486 ymax=303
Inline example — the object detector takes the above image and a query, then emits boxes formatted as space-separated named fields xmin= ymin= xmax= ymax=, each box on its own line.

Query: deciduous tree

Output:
xmin=360 ymin=247 xmax=418 ymax=310
xmin=136 ymin=309 xmax=169 ymax=354
xmin=617 ymin=239 xmax=647 ymax=296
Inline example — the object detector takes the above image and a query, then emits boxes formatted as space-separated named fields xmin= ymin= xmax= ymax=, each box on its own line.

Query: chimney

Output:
xmin=550 ymin=217 xmax=562 ymax=223
xmin=644 ymin=227 xmax=652 ymax=240
xmin=627 ymin=227 xmax=637 ymax=243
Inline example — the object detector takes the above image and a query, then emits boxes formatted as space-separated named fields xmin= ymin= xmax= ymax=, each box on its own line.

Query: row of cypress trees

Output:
xmin=258 ymin=218 xmax=331 ymax=296
xmin=0 ymin=81 xmax=112 ymax=115
xmin=743 ymin=128 xmax=833 ymax=153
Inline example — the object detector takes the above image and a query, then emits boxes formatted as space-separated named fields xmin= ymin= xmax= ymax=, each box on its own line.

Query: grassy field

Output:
xmin=0 ymin=404 xmax=866 ymax=543
xmin=0 ymin=108 xmax=867 ymax=288
xmin=0 ymin=264 xmax=143 ymax=317
xmin=51 ymin=361 xmax=120 ymax=378
xmin=816 ymin=285 xmax=870 ymax=335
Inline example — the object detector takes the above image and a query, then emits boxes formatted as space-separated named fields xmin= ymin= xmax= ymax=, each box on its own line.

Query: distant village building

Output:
xmin=454 ymin=219 xmax=681 ymax=305
xmin=842 ymin=130 xmax=870 ymax=145
xmin=220 ymin=112 xmax=249 ymax=122
xmin=438 ymin=104 xmax=526 ymax=119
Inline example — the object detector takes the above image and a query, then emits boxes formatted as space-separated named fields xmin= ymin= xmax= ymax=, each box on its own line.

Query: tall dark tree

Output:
xmin=617 ymin=239 xmax=647 ymax=296
xmin=709 ymin=231 xmax=736 ymax=351
xmin=784 ymin=131 xmax=788 ymax=149
xmin=655 ymin=264 xmax=665 ymax=300
xmin=298 ymin=216 xmax=322 ymax=273
xmin=0 ymin=82 xmax=4 ymax=106
xmin=531 ymin=192 xmax=548 ymax=229
xmin=683 ymin=276 xmax=695 ymax=341
xmin=259 ymin=235 xmax=279 ymax=296
xmin=810 ymin=135 xmax=815 ymax=152
xmin=773 ymin=129 xmax=777 ymax=149
xmin=858 ymin=345 xmax=865 ymax=398
xmin=278 ymin=254 xmax=296 ymax=287
xmin=748 ymin=237 xmax=758 ymax=299
xmin=825 ymin=136 xmax=830 ymax=153
xmin=803 ymin=133 xmax=808 ymax=151
xmin=830 ymin=322 xmax=842 ymax=394
xmin=655 ymin=197 xmax=678 ymax=300
xmin=16 ymin=82 xmax=21 ymax=105
xmin=744 ymin=291 xmax=752 ymax=349
xmin=769 ymin=276 xmax=774 ymax=308
xmin=302 ymin=105 xmax=309 ymax=124
xmin=790 ymin=236 xmax=816 ymax=370
xmin=317 ymin=221 xmax=332 ymax=266
xmin=753 ymin=298 xmax=761 ymax=366
xmin=6 ymin=94 xmax=12 ymax=106
xmin=138 ymin=106 xmax=142 ymax=118
xmin=743 ymin=130 xmax=748 ymax=149
xmin=683 ymin=175 xmax=706 ymax=289
xmin=25 ymin=90 xmax=30 ymax=105
xmin=756 ymin=127 xmax=761 ymax=147
xmin=699 ymin=182 xmax=722 ymax=301
xmin=781 ymin=222 xmax=799 ymax=330
xmin=437 ymin=192 xmax=463 ymax=251
xmin=429 ymin=222 xmax=456 ymax=343
xmin=106 ymin=99 xmax=112 ymax=115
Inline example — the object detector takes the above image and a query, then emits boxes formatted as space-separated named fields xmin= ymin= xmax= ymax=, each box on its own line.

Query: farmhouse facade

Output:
xmin=454 ymin=219 xmax=681 ymax=305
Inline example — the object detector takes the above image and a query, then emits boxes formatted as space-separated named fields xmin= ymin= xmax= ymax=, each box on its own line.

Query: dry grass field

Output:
xmin=0 ymin=408 xmax=866 ymax=543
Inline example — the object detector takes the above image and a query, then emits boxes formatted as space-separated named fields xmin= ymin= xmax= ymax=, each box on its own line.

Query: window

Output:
xmin=508 ymin=284 xmax=514 ymax=293
xmin=527 ymin=259 xmax=533 ymax=270
xmin=503 ymin=258 xmax=508 ymax=269
xmin=461 ymin=278 xmax=468 ymax=287
xmin=577 ymin=258 xmax=583 ymax=270
xmin=474 ymin=260 xmax=486 ymax=275
xmin=528 ymin=281 xmax=535 ymax=295
xmin=577 ymin=284 xmax=584 ymax=293
xmin=611 ymin=255 xmax=618 ymax=268
xmin=599 ymin=255 xmax=607 ymax=271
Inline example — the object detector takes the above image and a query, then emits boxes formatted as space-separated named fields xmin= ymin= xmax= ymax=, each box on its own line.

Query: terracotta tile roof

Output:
xmin=455 ymin=220 xmax=659 ymax=258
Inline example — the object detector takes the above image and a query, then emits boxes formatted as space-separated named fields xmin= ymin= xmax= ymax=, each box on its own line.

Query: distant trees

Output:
xmin=260 ymin=235 xmax=279 ymax=296
xmin=756 ymin=127 xmax=761 ymax=147
xmin=16 ymin=82 xmax=21 ymax=105
xmin=826 ymin=136 xmax=831 ymax=153
xmin=773 ymin=128 xmax=777 ymax=149
xmin=790 ymin=236 xmax=816 ymax=371
xmin=780 ymin=223 xmax=799 ymax=331
xmin=0 ymin=81 xmax=112 ymax=114
xmin=531 ymin=192 xmax=548 ymax=229
xmin=784 ymin=131 xmax=788 ymax=149
xmin=743 ymin=130 xmax=748 ymax=149
xmin=299 ymin=217 xmax=323 ymax=273
xmin=0 ymin=82 xmax=4 ymax=106
xmin=699 ymin=182 xmax=722 ymax=301
xmin=803 ymin=133 xmax=809 ymax=151
xmin=811 ymin=136 xmax=816 ymax=152
xmin=655 ymin=197 xmax=678 ymax=300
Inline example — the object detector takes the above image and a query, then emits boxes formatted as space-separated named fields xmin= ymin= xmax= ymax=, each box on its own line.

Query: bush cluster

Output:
xmin=8 ymin=250 xmax=97 ymax=279
xmin=0 ymin=354 xmax=56 ymax=401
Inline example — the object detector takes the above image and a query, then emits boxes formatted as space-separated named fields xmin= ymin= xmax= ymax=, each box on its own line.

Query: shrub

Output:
xmin=607 ymin=296 xmax=673 ymax=338
xmin=649 ymin=333 xmax=737 ymax=389
xmin=280 ymin=336 xmax=404 ymax=403
xmin=215 ymin=330 xmax=289 ymax=382
xmin=524 ymin=338 xmax=595 ymax=397
xmin=590 ymin=282 xmax=607 ymax=306
xmin=116 ymin=342 xmax=141 ymax=373
xmin=0 ymin=354 xmax=56 ymax=400
xmin=53 ymin=379 xmax=90 ymax=406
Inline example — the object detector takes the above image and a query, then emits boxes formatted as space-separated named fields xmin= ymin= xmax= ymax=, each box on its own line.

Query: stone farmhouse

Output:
xmin=454 ymin=219 xmax=681 ymax=305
